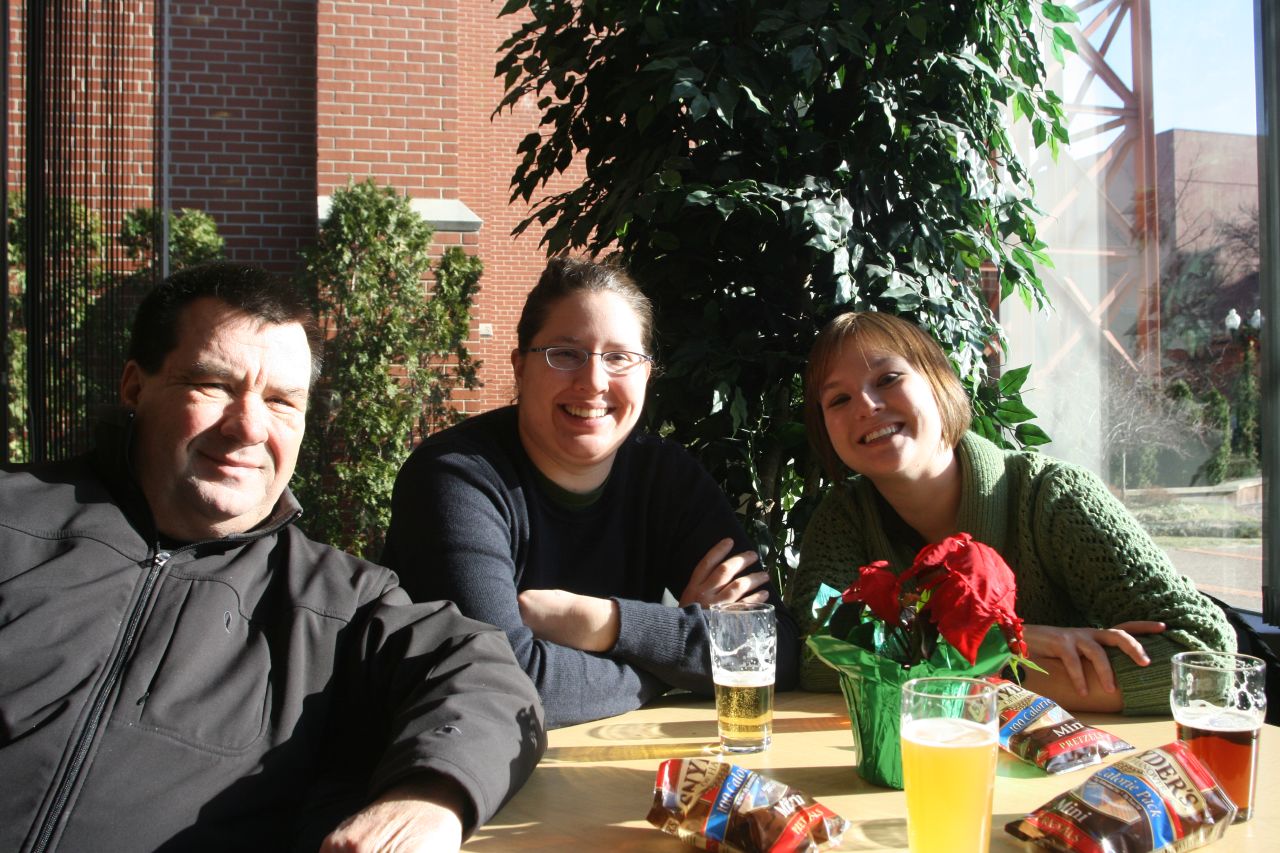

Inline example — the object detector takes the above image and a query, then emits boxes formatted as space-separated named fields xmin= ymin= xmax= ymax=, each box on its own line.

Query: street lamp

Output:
xmin=1225 ymin=308 xmax=1242 ymax=334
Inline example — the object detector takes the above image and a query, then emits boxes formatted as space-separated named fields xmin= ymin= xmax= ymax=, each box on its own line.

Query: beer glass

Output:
xmin=1171 ymin=651 xmax=1266 ymax=821
xmin=707 ymin=602 xmax=776 ymax=753
xmin=900 ymin=676 xmax=998 ymax=853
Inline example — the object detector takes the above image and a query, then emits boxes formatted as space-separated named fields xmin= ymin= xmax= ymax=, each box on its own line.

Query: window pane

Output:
xmin=1007 ymin=0 xmax=1263 ymax=612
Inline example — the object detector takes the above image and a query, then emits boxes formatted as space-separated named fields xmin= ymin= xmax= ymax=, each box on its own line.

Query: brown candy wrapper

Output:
xmin=989 ymin=677 xmax=1134 ymax=773
xmin=1005 ymin=740 xmax=1237 ymax=852
xmin=647 ymin=758 xmax=850 ymax=852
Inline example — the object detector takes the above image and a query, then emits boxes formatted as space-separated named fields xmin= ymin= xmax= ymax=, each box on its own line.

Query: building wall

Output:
xmin=1157 ymin=129 xmax=1260 ymax=257
xmin=6 ymin=1 xmax=154 ymax=253
xmin=317 ymin=1 xmax=583 ymax=414
xmin=317 ymin=1 xmax=458 ymax=207
xmin=10 ymin=2 xmax=581 ymax=418
xmin=166 ymin=1 xmax=318 ymax=271
xmin=454 ymin=2 xmax=562 ymax=411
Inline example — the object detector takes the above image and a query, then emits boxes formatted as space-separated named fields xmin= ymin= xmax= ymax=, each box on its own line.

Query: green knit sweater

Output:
xmin=789 ymin=432 xmax=1236 ymax=714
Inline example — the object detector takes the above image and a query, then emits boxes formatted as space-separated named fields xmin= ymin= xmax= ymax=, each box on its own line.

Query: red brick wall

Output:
xmin=455 ymin=4 xmax=584 ymax=412
xmin=165 ymin=2 xmax=317 ymax=272
xmin=318 ymin=1 xmax=580 ymax=414
xmin=6 ymin=1 xmax=154 ymax=254
xmin=317 ymin=0 xmax=457 ymax=199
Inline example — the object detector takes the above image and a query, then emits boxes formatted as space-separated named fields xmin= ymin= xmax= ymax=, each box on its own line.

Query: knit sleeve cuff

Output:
xmin=1110 ymin=635 xmax=1185 ymax=715
xmin=611 ymin=597 xmax=708 ymax=680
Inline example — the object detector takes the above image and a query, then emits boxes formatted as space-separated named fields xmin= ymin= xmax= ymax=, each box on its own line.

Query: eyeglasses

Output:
xmin=525 ymin=346 xmax=654 ymax=375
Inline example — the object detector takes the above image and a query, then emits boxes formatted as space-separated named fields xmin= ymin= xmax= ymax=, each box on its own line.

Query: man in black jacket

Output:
xmin=0 ymin=262 xmax=546 ymax=852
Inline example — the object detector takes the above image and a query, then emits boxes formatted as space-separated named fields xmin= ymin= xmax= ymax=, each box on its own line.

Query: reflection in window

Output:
xmin=1006 ymin=0 xmax=1262 ymax=612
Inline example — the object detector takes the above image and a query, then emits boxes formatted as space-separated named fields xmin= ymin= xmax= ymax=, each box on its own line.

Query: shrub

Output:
xmin=293 ymin=179 xmax=482 ymax=558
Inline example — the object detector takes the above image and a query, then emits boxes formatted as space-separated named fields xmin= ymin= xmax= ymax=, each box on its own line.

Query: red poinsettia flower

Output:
xmin=836 ymin=533 xmax=1027 ymax=667
xmin=903 ymin=533 xmax=1027 ymax=664
xmin=842 ymin=561 xmax=902 ymax=626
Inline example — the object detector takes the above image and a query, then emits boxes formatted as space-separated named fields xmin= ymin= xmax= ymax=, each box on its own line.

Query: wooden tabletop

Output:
xmin=464 ymin=690 xmax=1278 ymax=851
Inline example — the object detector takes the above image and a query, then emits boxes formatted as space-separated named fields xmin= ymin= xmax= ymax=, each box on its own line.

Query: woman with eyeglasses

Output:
xmin=382 ymin=257 xmax=799 ymax=727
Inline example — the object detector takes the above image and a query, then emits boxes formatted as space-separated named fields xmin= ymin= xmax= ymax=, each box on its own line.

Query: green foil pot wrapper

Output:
xmin=807 ymin=625 xmax=1011 ymax=789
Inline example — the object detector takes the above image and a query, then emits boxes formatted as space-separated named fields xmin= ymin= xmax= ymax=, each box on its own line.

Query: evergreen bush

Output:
xmin=293 ymin=179 xmax=481 ymax=558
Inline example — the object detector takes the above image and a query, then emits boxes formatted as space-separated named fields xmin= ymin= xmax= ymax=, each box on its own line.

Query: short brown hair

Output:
xmin=804 ymin=312 xmax=972 ymax=478
xmin=516 ymin=256 xmax=655 ymax=355
xmin=128 ymin=261 xmax=322 ymax=388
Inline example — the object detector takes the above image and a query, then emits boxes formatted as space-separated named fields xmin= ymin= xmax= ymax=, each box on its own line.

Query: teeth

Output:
xmin=861 ymin=425 xmax=899 ymax=443
xmin=565 ymin=405 xmax=608 ymax=419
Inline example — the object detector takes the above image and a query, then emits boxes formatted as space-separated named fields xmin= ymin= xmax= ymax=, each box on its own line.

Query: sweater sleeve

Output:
xmin=607 ymin=448 xmax=801 ymax=695
xmin=382 ymin=447 xmax=673 ymax=729
xmin=353 ymin=590 xmax=546 ymax=834
xmin=789 ymin=485 xmax=869 ymax=692
xmin=1032 ymin=464 xmax=1237 ymax=715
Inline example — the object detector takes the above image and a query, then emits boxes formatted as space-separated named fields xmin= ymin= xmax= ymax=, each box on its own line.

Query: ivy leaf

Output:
xmin=1041 ymin=3 xmax=1081 ymax=24
xmin=997 ymin=364 xmax=1031 ymax=395
xmin=995 ymin=399 xmax=1037 ymax=424
xmin=1015 ymin=422 xmax=1052 ymax=447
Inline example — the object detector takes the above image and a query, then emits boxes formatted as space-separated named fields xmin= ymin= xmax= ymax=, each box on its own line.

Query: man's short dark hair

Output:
xmin=127 ymin=261 xmax=322 ymax=386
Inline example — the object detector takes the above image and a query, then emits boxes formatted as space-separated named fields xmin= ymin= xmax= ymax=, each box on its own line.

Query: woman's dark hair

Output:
xmin=127 ymin=261 xmax=322 ymax=386
xmin=516 ymin=256 xmax=655 ymax=354
xmin=804 ymin=311 xmax=972 ymax=479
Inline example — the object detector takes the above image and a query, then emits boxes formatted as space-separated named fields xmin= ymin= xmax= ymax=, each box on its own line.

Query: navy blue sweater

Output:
xmin=383 ymin=406 xmax=799 ymax=727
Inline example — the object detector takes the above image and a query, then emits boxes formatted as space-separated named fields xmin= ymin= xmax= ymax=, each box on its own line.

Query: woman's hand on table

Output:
xmin=517 ymin=588 xmax=620 ymax=652
xmin=1021 ymin=621 xmax=1166 ymax=711
xmin=678 ymin=538 xmax=766 ymax=608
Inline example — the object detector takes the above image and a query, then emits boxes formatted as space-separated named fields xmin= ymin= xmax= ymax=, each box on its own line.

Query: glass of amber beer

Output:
xmin=1171 ymin=651 xmax=1266 ymax=821
xmin=707 ymin=602 xmax=776 ymax=753
xmin=900 ymin=677 xmax=998 ymax=853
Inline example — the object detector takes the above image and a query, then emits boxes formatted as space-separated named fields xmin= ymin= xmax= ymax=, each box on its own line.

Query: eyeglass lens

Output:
xmin=542 ymin=347 xmax=645 ymax=373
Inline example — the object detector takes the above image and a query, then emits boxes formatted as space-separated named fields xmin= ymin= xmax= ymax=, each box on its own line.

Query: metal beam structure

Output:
xmin=1032 ymin=0 xmax=1162 ymax=380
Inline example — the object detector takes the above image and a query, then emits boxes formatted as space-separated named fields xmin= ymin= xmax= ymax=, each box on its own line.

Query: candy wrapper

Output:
xmin=1005 ymin=740 xmax=1236 ymax=852
xmin=647 ymin=758 xmax=849 ymax=852
xmin=988 ymin=677 xmax=1134 ymax=773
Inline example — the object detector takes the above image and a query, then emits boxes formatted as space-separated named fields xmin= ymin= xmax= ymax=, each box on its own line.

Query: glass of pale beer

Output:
xmin=707 ymin=602 xmax=776 ymax=753
xmin=1171 ymin=651 xmax=1266 ymax=821
xmin=900 ymin=677 xmax=998 ymax=853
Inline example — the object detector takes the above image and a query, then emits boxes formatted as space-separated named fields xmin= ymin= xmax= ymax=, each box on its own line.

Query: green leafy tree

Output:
xmin=1197 ymin=389 xmax=1231 ymax=486
xmin=293 ymin=180 xmax=482 ymax=558
xmin=421 ymin=247 xmax=483 ymax=437
xmin=1231 ymin=340 xmax=1259 ymax=473
xmin=498 ymin=0 xmax=1071 ymax=583
xmin=117 ymin=206 xmax=225 ymax=271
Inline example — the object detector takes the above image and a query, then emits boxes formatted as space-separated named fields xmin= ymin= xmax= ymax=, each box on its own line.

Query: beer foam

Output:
xmin=1173 ymin=702 xmax=1264 ymax=731
xmin=714 ymin=669 xmax=775 ymax=688
xmin=902 ymin=717 xmax=997 ymax=748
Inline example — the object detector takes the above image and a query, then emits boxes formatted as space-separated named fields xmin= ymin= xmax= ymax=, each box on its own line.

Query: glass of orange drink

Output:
xmin=900 ymin=676 xmax=998 ymax=853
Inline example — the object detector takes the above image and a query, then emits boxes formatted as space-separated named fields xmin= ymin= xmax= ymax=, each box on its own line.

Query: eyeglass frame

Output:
xmin=523 ymin=345 xmax=655 ymax=375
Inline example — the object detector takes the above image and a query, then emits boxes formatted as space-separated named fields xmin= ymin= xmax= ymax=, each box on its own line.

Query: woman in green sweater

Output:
xmin=790 ymin=311 xmax=1234 ymax=714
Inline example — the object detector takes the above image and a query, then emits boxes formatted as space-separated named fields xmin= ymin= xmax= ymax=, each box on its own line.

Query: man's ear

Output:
xmin=120 ymin=360 xmax=145 ymax=407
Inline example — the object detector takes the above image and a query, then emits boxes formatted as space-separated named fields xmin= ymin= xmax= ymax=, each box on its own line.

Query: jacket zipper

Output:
xmin=32 ymin=550 xmax=172 ymax=853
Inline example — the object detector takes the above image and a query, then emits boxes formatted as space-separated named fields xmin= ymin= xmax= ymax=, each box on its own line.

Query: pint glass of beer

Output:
xmin=1171 ymin=650 xmax=1266 ymax=821
xmin=900 ymin=677 xmax=998 ymax=853
xmin=707 ymin=602 xmax=776 ymax=753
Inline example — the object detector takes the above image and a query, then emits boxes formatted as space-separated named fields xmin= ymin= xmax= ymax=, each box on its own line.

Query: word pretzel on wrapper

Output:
xmin=648 ymin=758 xmax=849 ymax=852
xmin=988 ymin=677 xmax=1134 ymax=773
